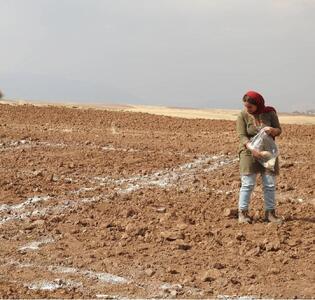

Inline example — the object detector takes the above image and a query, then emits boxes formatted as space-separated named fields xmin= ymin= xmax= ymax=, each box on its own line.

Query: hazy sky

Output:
xmin=0 ymin=0 xmax=314 ymax=112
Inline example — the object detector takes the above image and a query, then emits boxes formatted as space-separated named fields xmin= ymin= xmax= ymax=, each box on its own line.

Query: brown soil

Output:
xmin=0 ymin=103 xmax=314 ymax=299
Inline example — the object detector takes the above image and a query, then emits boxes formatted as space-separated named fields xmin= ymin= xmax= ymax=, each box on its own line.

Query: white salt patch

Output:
xmin=48 ymin=265 xmax=129 ymax=285
xmin=71 ymin=187 xmax=95 ymax=194
xmin=160 ymin=283 xmax=182 ymax=291
xmin=27 ymin=281 xmax=61 ymax=291
xmin=104 ymin=155 xmax=235 ymax=195
xmin=26 ymin=279 xmax=81 ymax=291
xmin=8 ymin=261 xmax=129 ymax=286
xmin=0 ymin=195 xmax=102 ymax=225
xmin=95 ymin=295 xmax=121 ymax=299
xmin=0 ymin=140 xmax=66 ymax=152
xmin=85 ymin=155 xmax=236 ymax=199
xmin=48 ymin=266 xmax=78 ymax=274
xmin=0 ymin=195 xmax=50 ymax=212
xmin=85 ymin=271 xmax=129 ymax=284
xmin=19 ymin=238 xmax=54 ymax=251
xmin=218 ymin=296 xmax=257 ymax=300
xmin=1 ymin=155 xmax=235 ymax=225
xmin=2 ymin=259 xmax=31 ymax=269
xmin=1 ymin=208 xmax=46 ymax=224
xmin=102 ymin=145 xmax=138 ymax=152
xmin=80 ymin=196 xmax=101 ymax=203
xmin=119 ymin=184 xmax=141 ymax=194
xmin=37 ymin=141 xmax=66 ymax=147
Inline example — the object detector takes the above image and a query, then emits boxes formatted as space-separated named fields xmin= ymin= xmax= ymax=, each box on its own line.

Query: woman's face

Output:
xmin=244 ymin=101 xmax=257 ymax=114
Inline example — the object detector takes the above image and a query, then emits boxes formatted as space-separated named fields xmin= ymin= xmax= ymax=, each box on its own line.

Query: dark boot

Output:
xmin=238 ymin=210 xmax=252 ymax=224
xmin=265 ymin=209 xmax=282 ymax=224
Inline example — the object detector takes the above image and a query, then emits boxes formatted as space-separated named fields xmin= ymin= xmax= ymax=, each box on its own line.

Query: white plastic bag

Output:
xmin=247 ymin=129 xmax=279 ymax=171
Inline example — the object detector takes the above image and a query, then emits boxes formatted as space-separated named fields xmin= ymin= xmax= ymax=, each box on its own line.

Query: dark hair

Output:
xmin=243 ymin=94 xmax=257 ymax=106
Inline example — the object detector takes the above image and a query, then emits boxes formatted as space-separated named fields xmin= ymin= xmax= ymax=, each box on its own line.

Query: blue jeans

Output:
xmin=238 ymin=173 xmax=276 ymax=211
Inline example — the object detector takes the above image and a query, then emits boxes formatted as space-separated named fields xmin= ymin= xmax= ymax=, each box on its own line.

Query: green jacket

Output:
xmin=236 ymin=110 xmax=282 ymax=175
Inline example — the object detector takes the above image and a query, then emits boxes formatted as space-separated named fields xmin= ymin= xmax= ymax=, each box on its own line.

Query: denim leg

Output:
xmin=239 ymin=174 xmax=256 ymax=210
xmin=262 ymin=173 xmax=276 ymax=210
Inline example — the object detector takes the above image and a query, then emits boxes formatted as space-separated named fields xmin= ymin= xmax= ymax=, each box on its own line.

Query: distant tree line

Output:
xmin=306 ymin=109 xmax=315 ymax=115
xmin=292 ymin=109 xmax=315 ymax=115
xmin=0 ymin=89 xmax=3 ymax=99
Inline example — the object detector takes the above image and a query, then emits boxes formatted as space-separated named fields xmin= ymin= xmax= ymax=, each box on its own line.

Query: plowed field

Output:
xmin=0 ymin=103 xmax=314 ymax=298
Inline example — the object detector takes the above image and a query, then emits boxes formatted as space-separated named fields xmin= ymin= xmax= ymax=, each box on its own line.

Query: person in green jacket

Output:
xmin=236 ymin=91 xmax=282 ymax=224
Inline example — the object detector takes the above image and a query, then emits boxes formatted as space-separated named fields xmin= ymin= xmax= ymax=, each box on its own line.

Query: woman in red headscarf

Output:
xmin=236 ymin=91 xmax=282 ymax=224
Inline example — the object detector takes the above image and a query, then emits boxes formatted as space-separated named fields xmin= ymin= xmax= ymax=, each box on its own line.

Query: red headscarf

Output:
xmin=245 ymin=91 xmax=276 ymax=115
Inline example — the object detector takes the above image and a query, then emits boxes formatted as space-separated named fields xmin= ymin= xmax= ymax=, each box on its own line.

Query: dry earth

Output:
xmin=0 ymin=103 xmax=314 ymax=299
xmin=2 ymin=99 xmax=315 ymax=125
